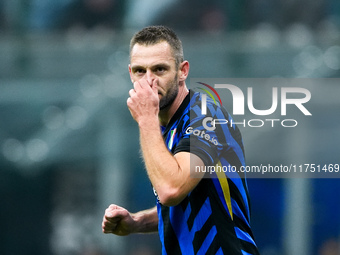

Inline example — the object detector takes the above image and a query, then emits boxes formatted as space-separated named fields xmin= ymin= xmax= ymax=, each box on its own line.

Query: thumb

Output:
xmin=105 ymin=205 xmax=127 ymax=219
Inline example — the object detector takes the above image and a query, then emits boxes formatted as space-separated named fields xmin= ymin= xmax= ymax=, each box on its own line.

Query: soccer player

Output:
xmin=102 ymin=25 xmax=260 ymax=255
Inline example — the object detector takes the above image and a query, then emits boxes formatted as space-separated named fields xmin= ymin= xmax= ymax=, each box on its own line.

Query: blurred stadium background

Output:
xmin=0 ymin=0 xmax=340 ymax=254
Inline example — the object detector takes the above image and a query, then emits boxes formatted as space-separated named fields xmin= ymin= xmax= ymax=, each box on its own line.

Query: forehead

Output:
xmin=130 ymin=41 xmax=175 ymax=66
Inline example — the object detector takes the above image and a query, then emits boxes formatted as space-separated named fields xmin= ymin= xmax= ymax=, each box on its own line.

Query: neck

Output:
xmin=159 ymin=84 xmax=189 ymax=126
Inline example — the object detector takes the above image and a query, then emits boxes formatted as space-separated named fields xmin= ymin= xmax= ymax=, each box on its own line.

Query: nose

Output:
xmin=145 ymin=69 xmax=155 ymax=85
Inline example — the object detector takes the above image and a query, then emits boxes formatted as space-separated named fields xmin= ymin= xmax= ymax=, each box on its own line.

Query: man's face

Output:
xmin=129 ymin=41 xmax=180 ymax=110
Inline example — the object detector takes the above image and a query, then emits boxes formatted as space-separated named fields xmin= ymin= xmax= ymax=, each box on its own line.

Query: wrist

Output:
xmin=138 ymin=116 xmax=160 ymax=130
xmin=131 ymin=212 xmax=142 ymax=233
xmin=130 ymin=208 xmax=158 ymax=233
xmin=131 ymin=211 xmax=149 ymax=233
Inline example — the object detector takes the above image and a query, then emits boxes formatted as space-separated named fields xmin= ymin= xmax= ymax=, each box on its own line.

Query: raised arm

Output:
xmin=127 ymin=79 xmax=205 ymax=206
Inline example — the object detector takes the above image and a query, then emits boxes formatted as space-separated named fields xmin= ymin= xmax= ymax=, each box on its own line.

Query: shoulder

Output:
xmin=188 ymin=90 xmax=230 ymax=122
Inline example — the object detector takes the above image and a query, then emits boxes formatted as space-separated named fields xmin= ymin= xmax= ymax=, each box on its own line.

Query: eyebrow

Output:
xmin=130 ymin=65 xmax=144 ymax=71
xmin=152 ymin=63 xmax=171 ymax=69
xmin=131 ymin=62 xmax=172 ymax=71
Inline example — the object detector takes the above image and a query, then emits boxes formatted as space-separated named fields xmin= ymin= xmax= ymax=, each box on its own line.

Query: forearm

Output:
xmin=138 ymin=118 xmax=190 ymax=206
xmin=132 ymin=206 xmax=158 ymax=233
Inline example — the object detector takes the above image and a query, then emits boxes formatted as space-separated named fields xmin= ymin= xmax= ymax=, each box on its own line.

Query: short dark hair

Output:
xmin=130 ymin=25 xmax=184 ymax=68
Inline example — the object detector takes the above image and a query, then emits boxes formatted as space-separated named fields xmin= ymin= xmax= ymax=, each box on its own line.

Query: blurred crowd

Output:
xmin=0 ymin=0 xmax=339 ymax=33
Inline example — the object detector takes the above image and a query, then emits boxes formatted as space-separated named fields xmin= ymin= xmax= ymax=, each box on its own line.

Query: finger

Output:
xmin=128 ymin=88 xmax=136 ymax=97
xmin=105 ymin=205 xmax=117 ymax=215
xmin=102 ymin=226 xmax=116 ymax=234
xmin=105 ymin=211 xmax=121 ymax=220
xmin=103 ymin=221 xmax=118 ymax=231
xmin=105 ymin=216 xmax=121 ymax=224
xmin=151 ymin=78 xmax=158 ymax=95
xmin=102 ymin=220 xmax=111 ymax=232
xmin=108 ymin=204 xmax=119 ymax=210
xmin=133 ymin=80 xmax=144 ymax=92
xmin=105 ymin=207 xmax=127 ymax=220
xmin=127 ymin=97 xmax=133 ymax=109
xmin=135 ymin=79 xmax=153 ymax=92
xmin=103 ymin=214 xmax=120 ymax=225
xmin=102 ymin=217 xmax=118 ymax=231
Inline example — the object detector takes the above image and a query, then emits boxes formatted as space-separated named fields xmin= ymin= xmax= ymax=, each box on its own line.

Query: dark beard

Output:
xmin=159 ymin=85 xmax=178 ymax=110
xmin=159 ymin=77 xmax=179 ymax=110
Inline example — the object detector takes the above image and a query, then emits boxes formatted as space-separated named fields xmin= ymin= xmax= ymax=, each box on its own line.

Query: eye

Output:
xmin=134 ymin=68 xmax=145 ymax=75
xmin=154 ymin=66 xmax=167 ymax=74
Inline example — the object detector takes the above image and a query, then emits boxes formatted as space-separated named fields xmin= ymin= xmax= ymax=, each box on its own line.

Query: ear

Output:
xmin=128 ymin=64 xmax=134 ymax=83
xmin=178 ymin=61 xmax=189 ymax=82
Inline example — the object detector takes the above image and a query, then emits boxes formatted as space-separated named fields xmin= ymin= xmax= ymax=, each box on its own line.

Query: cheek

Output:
xmin=132 ymin=74 xmax=144 ymax=81
xmin=157 ymin=73 xmax=177 ymax=93
xmin=156 ymin=79 xmax=165 ymax=91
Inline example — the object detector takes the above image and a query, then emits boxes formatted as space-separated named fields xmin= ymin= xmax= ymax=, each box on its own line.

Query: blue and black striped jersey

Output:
xmin=157 ymin=90 xmax=260 ymax=255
